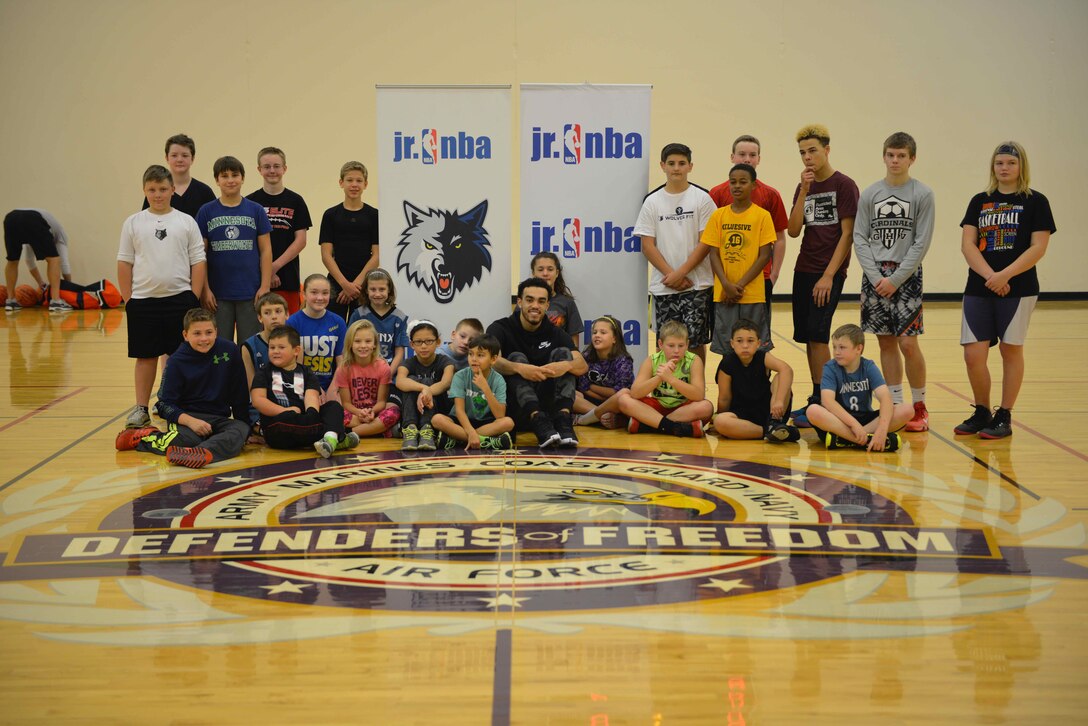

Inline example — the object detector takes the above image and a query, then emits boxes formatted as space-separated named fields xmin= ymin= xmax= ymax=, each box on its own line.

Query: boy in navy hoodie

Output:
xmin=115 ymin=308 xmax=251 ymax=468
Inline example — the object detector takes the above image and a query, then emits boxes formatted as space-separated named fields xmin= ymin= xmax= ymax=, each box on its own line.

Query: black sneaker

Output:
xmin=552 ymin=411 xmax=579 ymax=448
xmin=954 ymin=405 xmax=992 ymax=435
xmin=823 ymin=431 xmax=853 ymax=449
xmin=978 ymin=408 xmax=1012 ymax=439
xmin=436 ymin=431 xmax=459 ymax=450
xmin=531 ymin=413 xmax=561 ymax=448
xmin=766 ymin=421 xmax=801 ymax=443
xmin=865 ymin=432 xmax=902 ymax=452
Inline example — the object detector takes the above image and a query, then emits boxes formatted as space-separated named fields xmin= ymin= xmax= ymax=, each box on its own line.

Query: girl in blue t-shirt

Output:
xmin=286 ymin=274 xmax=347 ymax=395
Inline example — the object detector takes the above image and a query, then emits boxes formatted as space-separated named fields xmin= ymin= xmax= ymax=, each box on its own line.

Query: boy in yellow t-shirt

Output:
xmin=700 ymin=163 xmax=775 ymax=356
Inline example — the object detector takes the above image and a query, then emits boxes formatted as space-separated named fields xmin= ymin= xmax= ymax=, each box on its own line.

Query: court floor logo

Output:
xmin=7 ymin=449 xmax=997 ymax=613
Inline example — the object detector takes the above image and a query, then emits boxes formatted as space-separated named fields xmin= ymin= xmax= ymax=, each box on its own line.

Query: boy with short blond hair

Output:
xmin=805 ymin=324 xmax=914 ymax=452
xmin=787 ymin=124 xmax=860 ymax=426
xmin=247 ymin=147 xmax=312 ymax=314
xmin=634 ymin=143 xmax=717 ymax=360
xmin=117 ymin=164 xmax=207 ymax=428
xmin=853 ymin=132 xmax=935 ymax=431
xmin=320 ymin=161 xmax=379 ymax=320
xmin=617 ymin=320 xmax=713 ymax=437
xmin=431 ymin=334 xmax=516 ymax=450
xmin=196 ymin=156 xmax=272 ymax=345
xmin=115 ymin=308 xmax=251 ymax=468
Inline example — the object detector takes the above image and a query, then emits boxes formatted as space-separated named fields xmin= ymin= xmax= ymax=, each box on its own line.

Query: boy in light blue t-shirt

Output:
xmin=430 ymin=334 xmax=515 ymax=450
xmin=805 ymin=324 xmax=913 ymax=452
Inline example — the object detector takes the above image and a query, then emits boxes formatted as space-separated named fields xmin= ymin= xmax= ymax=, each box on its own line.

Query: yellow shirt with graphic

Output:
xmin=700 ymin=204 xmax=776 ymax=304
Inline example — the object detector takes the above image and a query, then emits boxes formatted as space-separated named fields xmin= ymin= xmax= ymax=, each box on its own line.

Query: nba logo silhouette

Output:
xmin=563 ymin=124 xmax=582 ymax=165
xmin=421 ymin=129 xmax=439 ymax=165
xmin=562 ymin=217 xmax=582 ymax=258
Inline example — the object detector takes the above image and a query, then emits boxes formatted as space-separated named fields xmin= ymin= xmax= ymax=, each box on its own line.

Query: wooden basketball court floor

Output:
xmin=1 ymin=301 xmax=1086 ymax=725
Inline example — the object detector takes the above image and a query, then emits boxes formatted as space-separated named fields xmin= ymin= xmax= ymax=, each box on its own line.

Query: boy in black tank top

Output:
xmin=712 ymin=318 xmax=799 ymax=443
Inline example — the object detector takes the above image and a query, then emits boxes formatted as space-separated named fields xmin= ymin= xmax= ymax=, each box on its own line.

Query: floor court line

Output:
xmin=491 ymin=628 xmax=512 ymax=726
xmin=928 ymin=430 xmax=1041 ymax=500
xmin=0 ymin=386 xmax=87 ymax=434
xmin=933 ymin=381 xmax=1088 ymax=463
xmin=0 ymin=410 xmax=125 ymax=493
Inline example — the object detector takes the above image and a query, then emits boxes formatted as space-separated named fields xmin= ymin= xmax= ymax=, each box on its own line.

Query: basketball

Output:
xmin=0 ymin=284 xmax=7 ymax=302
xmin=15 ymin=284 xmax=42 ymax=307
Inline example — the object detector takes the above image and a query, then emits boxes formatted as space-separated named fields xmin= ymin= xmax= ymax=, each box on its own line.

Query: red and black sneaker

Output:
xmin=166 ymin=446 xmax=213 ymax=469
xmin=115 ymin=427 xmax=158 ymax=451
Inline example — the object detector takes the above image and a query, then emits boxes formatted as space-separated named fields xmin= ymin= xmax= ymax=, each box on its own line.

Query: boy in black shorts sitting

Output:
xmin=805 ymin=324 xmax=913 ymax=452
xmin=251 ymin=325 xmax=359 ymax=458
xmin=712 ymin=319 xmax=799 ymax=443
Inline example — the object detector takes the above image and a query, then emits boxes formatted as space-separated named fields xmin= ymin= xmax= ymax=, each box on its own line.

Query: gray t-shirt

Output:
xmin=852 ymin=178 xmax=935 ymax=288
xmin=547 ymin=293 xmax=583 ymax=338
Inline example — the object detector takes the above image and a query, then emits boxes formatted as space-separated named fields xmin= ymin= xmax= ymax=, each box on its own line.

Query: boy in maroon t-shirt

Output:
xmin=786 ymin=124 xmax=859 ymax=426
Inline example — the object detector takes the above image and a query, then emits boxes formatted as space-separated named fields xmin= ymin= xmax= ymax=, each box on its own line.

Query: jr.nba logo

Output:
xmin=421 ymin=129 xmax=439 ymax=165
xmin=562 ymin=218 xmax=582 ymax=258
xmin=563 ymin=123 xmax=582 ymax=165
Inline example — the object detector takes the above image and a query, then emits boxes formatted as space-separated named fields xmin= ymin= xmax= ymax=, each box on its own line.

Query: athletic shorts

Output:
xmin=273 ymin=288 xmax=302 ymax=315
xmin=710 ymin=301 xmax=771 ymax=356
xmin=961 ymin=295 xmax=1037 ymax=347
xmin=861 ymin=262 xmax=924 ymax=337
xmin=792 ymin=271 xmax=845 ymax=344
xmin=639 ymin=395 xmax=698 ymax=416
xmin=4 ymin=210 xmax=57 ymax=261
xmin=728 ymin=390 xmax=788 ymax=427
xmin=653 ymin=288 xmax=713 ymax=346
xmin=125 ymin=291 xmax=200 ymax=359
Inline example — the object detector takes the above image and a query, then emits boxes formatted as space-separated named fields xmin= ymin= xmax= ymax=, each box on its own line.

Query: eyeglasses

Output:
xmin=411 ymin=338 xmax=438 ymax=346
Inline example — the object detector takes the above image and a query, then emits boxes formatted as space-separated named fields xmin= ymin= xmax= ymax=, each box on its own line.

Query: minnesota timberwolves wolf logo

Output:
xmin=396 ymin=200 xmax=492 ymax=304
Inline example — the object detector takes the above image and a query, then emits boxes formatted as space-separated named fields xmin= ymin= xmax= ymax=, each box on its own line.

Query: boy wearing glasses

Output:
xmin=247 ymin=147 xmax=312 ymax=313
xmin=396 ymin=319 xmax=455 ymax=451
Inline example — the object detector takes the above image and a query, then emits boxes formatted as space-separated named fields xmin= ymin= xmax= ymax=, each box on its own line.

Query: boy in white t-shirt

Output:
xmin=634 ymin=142 xmax=717 ymax=360
xmin=116 ymin=165 xmax=207 ymax=428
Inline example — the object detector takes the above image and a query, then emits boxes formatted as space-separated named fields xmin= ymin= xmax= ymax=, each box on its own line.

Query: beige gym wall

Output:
xmin=1 ymin=0 xmax=1083 ymax=295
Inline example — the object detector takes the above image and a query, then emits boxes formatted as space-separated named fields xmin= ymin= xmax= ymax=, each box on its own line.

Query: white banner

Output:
xmin=376 ymin=86 xmax=512 ymax=338
xmin=519 ymin=84 xmax=651 ymax=363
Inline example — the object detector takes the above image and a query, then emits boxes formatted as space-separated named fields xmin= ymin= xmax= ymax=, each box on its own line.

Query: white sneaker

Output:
xmin=125 ymin=406 xmax=152 ymax=429
xmin=48 ymin=299 xmax=75 ymax=313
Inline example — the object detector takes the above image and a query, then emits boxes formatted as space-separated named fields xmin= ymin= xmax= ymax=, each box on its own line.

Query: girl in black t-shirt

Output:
xmin=956 ymin=141 xmax=1056 ymax=439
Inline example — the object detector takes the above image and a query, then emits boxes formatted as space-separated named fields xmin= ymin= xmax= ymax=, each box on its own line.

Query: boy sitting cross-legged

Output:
xmin=617 ymin=320 xmax=713 ymax=437
xmin=712 ymin=318 xmax=799 ymax=443
xmin=805 ymin=324 xmax=914 ymax=452
xmin=115 ymin=308 xmax=251 ymax=468
xmin=251 ymin=325 xmax=359 ymax=458
xmin=431 ymin=334 xmax=516 ymax=450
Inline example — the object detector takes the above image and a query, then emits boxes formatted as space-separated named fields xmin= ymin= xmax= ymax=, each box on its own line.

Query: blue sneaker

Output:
xmin=791 ymin=405 xmax=811 ymax=428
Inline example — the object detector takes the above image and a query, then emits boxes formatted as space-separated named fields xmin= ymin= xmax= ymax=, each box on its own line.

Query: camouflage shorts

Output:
xmin=652 ymin=288 xmax=713 ymax=346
